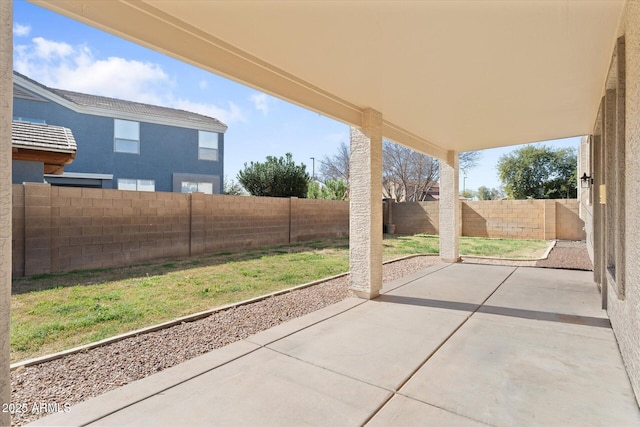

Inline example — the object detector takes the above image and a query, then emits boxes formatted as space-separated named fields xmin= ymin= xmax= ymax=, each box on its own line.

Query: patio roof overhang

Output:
xmin=29 ymin=0 xmax=626 ymax=161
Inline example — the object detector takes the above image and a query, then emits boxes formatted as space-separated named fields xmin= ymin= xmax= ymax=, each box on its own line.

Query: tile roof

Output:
xmin=13 ymin=71 xmax=227 ymax=130
xmin=12 ymin=121 xmax=77 ymax=154
xmin=52 ymin=88 xmax=227 ymax=129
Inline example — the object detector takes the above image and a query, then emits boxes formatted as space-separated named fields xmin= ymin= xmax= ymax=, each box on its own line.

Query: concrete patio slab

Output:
xmin=268 ymin=295 xmax=469 ymax=390
xmin=482 ymin=267 xmax=605 ymax=319
xmin=401 ymin=311 xmax=640 ymax=426
xmin=29 ymin=339 xmax=261 ymax=426
xmin=87 ymin=347 xmax=391 ymax=427
xmin=245 ymin=296 xmax=366 ymax=347
xmin=29 ymin=264 xmax=640 ymax=427
xmin=382 ymin=263 xmax=516 ymax=316
xmin=367 ymin=395 xmax=489 ymax=426
xmin=380 ymin=262 xmax=449 ymax=294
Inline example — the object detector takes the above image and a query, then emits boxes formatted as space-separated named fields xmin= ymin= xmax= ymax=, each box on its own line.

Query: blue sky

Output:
xmin=12 ymin=0 xmax=580 ymax=193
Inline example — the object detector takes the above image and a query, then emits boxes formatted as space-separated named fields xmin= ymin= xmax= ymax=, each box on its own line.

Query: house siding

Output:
xmin=13 ymin=86 xmax=224 ymax=193
xmin=605 ymin=0 xmax=640 ymax=402
xmin=12 ymin=160 xmax=43 ymax=184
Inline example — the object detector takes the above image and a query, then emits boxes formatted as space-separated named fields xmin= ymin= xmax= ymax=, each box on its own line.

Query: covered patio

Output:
xmin=30 ymin=263 xmax=639 ymax=426
xmin=2 ymin=1 xmax=640 ymax=424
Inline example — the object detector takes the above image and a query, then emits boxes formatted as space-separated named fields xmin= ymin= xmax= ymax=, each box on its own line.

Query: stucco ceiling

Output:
xmin=31 ymin=0 xmax=626 ymax=160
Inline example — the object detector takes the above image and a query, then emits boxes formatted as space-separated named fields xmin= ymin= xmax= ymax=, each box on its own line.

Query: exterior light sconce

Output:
xmin=580 ymin=172 xmax=593 ymax=188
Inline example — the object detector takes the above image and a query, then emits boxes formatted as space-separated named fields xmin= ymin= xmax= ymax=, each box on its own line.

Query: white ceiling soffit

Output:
xmin=31 ymin=0 xmax=625 ymax=160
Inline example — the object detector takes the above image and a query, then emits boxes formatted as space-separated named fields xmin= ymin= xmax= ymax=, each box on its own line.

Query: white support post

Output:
xmin=349 ymin=108 xmax=383 ymax=299
xmin=439 ymin=151 xmax=461 ymax=263
xmin=0 ymin=0 xmax=13 ymax=424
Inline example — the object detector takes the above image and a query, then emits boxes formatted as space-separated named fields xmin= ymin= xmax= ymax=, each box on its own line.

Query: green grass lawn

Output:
xmin=11 ymin=235 xmax=550 ymax=363
xmin=382 ymin=234 xmax=550 ymax=259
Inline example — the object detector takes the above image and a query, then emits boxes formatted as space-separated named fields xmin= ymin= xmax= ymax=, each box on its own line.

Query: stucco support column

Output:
xmin=0 ymin=0 xmax=12 ymax=424
xmin=439 ymin=151 xmax=461 ymax=263
xmin=350 ymin=108 xmax=383 ymax=299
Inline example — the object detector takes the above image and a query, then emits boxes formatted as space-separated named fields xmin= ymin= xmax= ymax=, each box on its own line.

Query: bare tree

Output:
xmin=319 ymin=141 xmax=350 ymax=182
xmin=319 ymin=139 xmax=480 ymax=202
xmin=382 ymin=141 xmax=438 ymax=201
xmin=460 ymin=150 xmax=481 ymax=172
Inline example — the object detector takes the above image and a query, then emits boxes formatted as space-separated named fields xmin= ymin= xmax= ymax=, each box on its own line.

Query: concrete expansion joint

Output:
xmin=382 ymin=393 xmax=488 ymax=426
xmin=265 ymin=345 xmax=390 ymax=396
xmin=366 ymin=266 xmax=519 ymax=420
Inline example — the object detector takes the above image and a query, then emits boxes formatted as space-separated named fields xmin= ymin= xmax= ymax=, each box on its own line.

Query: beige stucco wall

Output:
xmin=606 ymin=0 xmax=640 ymax=401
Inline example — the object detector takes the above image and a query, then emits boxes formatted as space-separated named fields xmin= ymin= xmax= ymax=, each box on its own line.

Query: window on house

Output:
xmin=114 ymin=119 xmax=140 ymax=153
xmin=198 ymin=131 xmax=219 ymax=161
xmin=181 ymin=181 xmax=213 ymax=194
xmin=118 ymin=178 xmax=155 ymax=192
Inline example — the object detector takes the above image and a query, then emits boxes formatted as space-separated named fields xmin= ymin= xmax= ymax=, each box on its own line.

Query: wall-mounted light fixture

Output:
xmin=580 ymin=172 xmax=593 ymax=188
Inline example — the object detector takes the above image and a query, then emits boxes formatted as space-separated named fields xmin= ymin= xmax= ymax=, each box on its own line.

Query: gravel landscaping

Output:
xmin=10 ymin=242 xmax=592 ymax=426
xmin=10 ymin=256 xmax=439 ymax=426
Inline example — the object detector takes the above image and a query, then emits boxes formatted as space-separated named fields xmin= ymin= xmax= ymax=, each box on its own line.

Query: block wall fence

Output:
xmin=11 ymin=183 xmax=349 ymax=278
xmin=11 ymin=183 xmax=585 ymax=278
xmin=388 ymin=199 xmax=585 ymax=241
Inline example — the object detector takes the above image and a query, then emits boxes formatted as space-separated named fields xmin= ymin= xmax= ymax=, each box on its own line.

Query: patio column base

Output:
xmin=349 ymin=108 xmax=383 ymax=298
xmin=352 ymin=289 xmax=381 ymax=300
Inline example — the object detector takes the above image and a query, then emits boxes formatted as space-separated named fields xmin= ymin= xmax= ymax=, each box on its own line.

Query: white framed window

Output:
xmin=118 ymin=178 xmax=155 ymax=192
xmin=198 ymin=131 xmax=219 ymax=161
xmin=114 ymin=119 xmax=140 ymax=154
xmin=181 ymin=181 xmax=213 ymax=195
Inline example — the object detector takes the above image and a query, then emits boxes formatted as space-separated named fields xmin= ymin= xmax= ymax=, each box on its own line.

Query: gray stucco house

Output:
xmin=12 ymin=71 xmax=228 ymax=194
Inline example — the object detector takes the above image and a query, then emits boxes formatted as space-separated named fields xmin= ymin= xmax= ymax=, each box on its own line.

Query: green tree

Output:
xmin=476 ymin=186 xmax=504 ymax=200
xmin=460 ymin=189 xmax=476 ymax=200
xmin=307 ymin=180 xmax=323 ymax=199
xmin=238 ymin=153 xmax=310 ymax=198
xmin=497 ymin=145 xmax=577 ymax=200
xmin=324 ymin=179 xmax=348 ymax=200
xmin=223 ymin=176 xmax=245 ymax=196
xmin=308 ymin=179 xmax=348 ymax=200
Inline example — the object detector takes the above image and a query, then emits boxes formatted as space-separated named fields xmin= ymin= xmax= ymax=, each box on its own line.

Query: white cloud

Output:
xmin=250 ymin=92 xmax=271 ymax=116
xmin=13 ymin=36 xmax=248 ymax=123
xmin=13 ymin=23 xmax=31 ymax=37
xmin=32 ymin=37 xmax=74 ymax=59
xmin=15 ymin=40 xmax=171 ymax=104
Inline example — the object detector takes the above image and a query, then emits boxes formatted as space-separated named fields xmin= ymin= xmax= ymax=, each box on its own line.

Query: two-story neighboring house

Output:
xmin=12 ymin=71 xmax=228 ymax=194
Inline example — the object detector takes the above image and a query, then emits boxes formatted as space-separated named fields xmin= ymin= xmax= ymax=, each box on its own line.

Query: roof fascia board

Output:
xmin=14 ymin=74 xmax=227 ymax=133
xmin=12 ymin=144 xmax=76 ymax=154
xmin=44 ymin=172 xmax=113 ymax=179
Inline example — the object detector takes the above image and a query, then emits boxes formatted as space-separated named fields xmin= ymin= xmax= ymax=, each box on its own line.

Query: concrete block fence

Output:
xmin=387 ymin=199 xmax=585 ymax=241
xmin=11 ymin=184 xmax=349 ymax=278
xmin=11 ymin=183 xmax=585 ymax=278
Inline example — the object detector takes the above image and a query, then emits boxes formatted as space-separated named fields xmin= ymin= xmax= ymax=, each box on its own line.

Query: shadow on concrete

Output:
xmin=377 ymin=294 xmax=611 ymax=328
